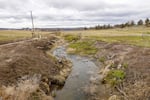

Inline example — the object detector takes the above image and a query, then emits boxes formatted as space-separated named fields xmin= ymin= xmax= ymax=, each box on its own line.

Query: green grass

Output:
xmin=63 ymin=26 xmax=150 ymax=36
xmin=64 ymin=34 xmax=80 ymax=42
xmin=99 ymin=56 xmax=106 ymax=64
xmin=62 ymin=26 xmax=150 ymax=47
xmin=103 ymin=70 xmax=125 ymax=86
xmin=68 ymin=40 xmax=97 ymax=55
xmin=87 ymin=35 xmax=150 ymax=47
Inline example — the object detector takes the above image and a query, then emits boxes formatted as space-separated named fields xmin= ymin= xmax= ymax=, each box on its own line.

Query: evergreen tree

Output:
xmin=145 ymin=18 xmax=150 ymax=26
xmin=137 ymin=19 xmax=143 ymax=25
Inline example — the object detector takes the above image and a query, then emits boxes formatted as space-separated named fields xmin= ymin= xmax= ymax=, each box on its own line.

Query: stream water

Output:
xmin=53 ymin=46 xmax=100 ymax=100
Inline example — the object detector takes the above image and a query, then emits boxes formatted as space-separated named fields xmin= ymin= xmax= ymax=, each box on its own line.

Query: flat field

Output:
xmin=0 ymin=30 xmax=53 ymax=44
xmin=63 ymin=26 xmax=150 ymax=47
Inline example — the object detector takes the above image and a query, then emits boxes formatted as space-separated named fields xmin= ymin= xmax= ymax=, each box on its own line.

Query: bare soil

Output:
xmin=0 ymin=37 xmax=58 ymax=85
xmin=0 ymin=36 xmax=72 ymax=100
xmin=94 ymin=41 xmax=150 ymax=100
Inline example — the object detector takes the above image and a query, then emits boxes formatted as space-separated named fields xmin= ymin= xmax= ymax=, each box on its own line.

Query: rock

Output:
xmin=108 ymin=95 xmax=120 ymax=100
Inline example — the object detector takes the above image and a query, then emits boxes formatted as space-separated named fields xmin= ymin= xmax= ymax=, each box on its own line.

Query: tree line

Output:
xmin=86 ymin=18 xmax=150 ymax=30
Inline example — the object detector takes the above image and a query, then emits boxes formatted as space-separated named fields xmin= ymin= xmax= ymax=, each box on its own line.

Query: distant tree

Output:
xmin=95 ymin=25 xmax=100 ymax=30
xmin=84 ymin=27 xmax=88 ymax=30
xmin=145 ymin=18 xmax=150 ymax=26
xmin=130 ymin=20 xmax=135 ymax=26
xmin=121 ymin=24 xmax=126 ymax=28
xmin=125 ymin=22 xmax=130 ymax=27
xmin=137 ymin=19 xmax=143 ymax=25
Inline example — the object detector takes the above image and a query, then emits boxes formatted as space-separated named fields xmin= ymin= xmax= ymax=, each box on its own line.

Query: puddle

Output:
xmin=53 ymin=46 xmax=100 ymax=100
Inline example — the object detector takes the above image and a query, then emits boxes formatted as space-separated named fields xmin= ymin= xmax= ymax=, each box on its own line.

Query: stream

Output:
xmin=52 ymin=45 xmax=100 ymax=100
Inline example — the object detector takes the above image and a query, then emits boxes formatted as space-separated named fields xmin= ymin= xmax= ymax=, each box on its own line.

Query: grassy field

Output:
xmin=62 ymin=26 xmax=150 ymax=47
xmin=0 ymin=30 xmax=32 ymax=42
xmin=0 ymin=30 xmax=53 ymax=43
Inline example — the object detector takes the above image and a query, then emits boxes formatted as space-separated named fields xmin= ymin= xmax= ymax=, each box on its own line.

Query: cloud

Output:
xmin=0 ymin=0 xmax=150 ymax=28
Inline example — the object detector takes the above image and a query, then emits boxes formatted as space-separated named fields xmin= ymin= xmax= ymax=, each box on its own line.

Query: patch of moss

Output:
xmin=103 ymin=70 xmax=125 ymax=86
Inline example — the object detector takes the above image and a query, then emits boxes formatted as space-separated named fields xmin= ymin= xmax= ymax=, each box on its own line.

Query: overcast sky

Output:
xmin=0 ymin=0 xmax=150 ymax=28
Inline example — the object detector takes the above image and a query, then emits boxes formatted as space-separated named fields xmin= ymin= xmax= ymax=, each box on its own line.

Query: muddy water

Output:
xmin=53 ymin=46 xmax=99 ymax=100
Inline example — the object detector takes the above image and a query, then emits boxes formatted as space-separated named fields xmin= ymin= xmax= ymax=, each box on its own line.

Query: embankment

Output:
xmin=0 ymin=36 xmax=72 ymax=100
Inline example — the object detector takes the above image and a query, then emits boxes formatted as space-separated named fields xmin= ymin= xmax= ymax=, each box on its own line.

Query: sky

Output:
xmin=0 ymin=0 xmax=150 ymax=28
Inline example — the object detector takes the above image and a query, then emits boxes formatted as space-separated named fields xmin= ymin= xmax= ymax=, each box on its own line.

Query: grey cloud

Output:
xmin=0 ymin=0 xmax=150 ymax=28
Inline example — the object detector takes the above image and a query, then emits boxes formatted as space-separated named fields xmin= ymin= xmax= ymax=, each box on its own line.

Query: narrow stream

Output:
xmin=53 ymin=46 xmax=99 ymax=100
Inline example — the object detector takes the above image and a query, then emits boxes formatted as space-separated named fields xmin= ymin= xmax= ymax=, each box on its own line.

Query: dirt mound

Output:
xmin=0 ymin=37 xmax=58 ymax=86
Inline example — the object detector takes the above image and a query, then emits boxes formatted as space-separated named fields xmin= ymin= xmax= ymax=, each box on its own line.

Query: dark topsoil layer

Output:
xmin=95 ymin=41 xmax=150 ymax=100
xmin=0 ymin=36 xmax=60 ymax=86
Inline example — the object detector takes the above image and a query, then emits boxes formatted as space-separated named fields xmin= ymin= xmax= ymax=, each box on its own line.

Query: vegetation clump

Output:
xmin=122 ymin=63 xmax=128 ymax=69
xmin=68 ymin=40 xmax=97 ymax=55
xmin=103 ymin=70 xmax=125 ymax=86
xmin=99 ymin=56 xmax=106 ymax=64
xmin=64 ymin=34 xmax=80 ymax=42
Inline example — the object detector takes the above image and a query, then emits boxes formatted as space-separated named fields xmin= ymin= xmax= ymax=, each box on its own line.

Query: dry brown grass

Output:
xmin=0 ymin=75 xmax=40 ymax=100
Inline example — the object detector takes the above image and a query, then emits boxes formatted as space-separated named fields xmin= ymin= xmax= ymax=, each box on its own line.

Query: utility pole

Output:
xmin=30 ymin=11 xmax=35 ymax=37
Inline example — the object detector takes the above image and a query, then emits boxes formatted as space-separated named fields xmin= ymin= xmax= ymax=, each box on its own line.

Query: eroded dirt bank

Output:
xmin=0 ymin=36 xmax=72 ymax=100
xmin=93 ymin=41 xmax=150 ymax=100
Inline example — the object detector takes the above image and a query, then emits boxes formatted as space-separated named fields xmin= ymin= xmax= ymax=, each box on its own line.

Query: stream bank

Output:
xmin=60 ymin=36 xmax=150 ymax=100
xmin=0 ymin=36 xmax=72 ymax=100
